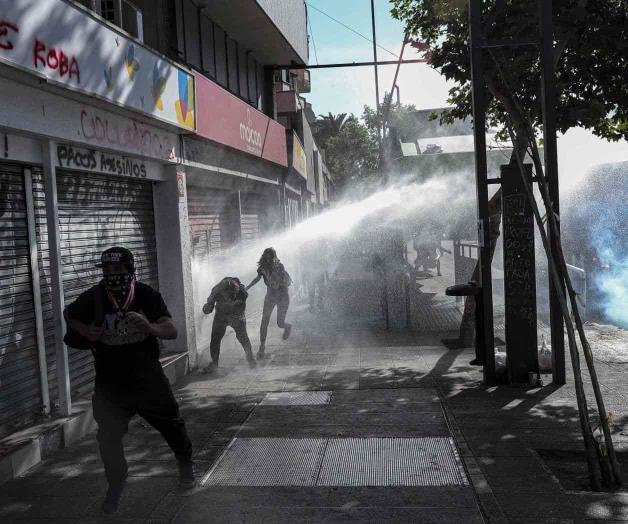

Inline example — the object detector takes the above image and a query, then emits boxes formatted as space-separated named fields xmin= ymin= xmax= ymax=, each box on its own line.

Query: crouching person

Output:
xmin=202 ymin=277 xmax=256 ymax=372
xmin=63 ymin=247 xmax=195 ymax=515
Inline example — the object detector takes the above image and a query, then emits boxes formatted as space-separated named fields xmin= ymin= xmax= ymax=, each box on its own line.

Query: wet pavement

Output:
xmin=1 ymin=254 xmax=628 ymax=523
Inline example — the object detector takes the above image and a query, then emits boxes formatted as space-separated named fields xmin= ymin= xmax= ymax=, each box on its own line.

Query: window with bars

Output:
xmin=95 ymin=0 xmax=143 ymax=41
xmin=100 ymin=0 xmax=116 ymax=22
xmin=177 ymin=0 xmax=263 ymax=111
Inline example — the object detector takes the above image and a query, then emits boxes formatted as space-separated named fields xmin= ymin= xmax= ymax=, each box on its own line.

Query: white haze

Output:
xmin=192 ymin=172 xmax=478 ymax=348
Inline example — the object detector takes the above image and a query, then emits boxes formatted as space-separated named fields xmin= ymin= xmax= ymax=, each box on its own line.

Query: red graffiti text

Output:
xmin=80 ymin=109 xmax=176 ymax=160
xmin=0 ymin=20 xmax=18 ymax=51
xmin=33 ymin=39 xmax=80 ymax=83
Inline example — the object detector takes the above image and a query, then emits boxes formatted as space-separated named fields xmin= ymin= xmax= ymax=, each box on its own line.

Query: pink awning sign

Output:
xmin=195 ymin=73 xmax=288 ymax=167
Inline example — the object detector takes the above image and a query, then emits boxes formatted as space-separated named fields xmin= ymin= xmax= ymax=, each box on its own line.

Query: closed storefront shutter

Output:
xmin=0 ymin=163 xmax=42 ymax=438
xmin=286 ymin=196 xmax=300 ymax=229
xmin=240 ymin=192 xmax=272 ymax=246
xmin=187 ymin=187 xmax=239 ymax=259
xmin=55 ymin=171 xmax=159 ymax=397
xmin=31 ymin=168 xmax=58 ymax=413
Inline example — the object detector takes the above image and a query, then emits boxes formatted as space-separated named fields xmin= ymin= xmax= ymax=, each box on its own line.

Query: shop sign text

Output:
xmin=57 ymin=144 xmax=150 ymax=178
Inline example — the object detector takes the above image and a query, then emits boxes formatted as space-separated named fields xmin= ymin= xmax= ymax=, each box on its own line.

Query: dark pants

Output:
xmin=92 ymin=368 xmax=192 ymax=486
xmin=260 ymin=289 xmax=291 ymax=346
xmin=210 ymin=315 xmax=252 ymax=362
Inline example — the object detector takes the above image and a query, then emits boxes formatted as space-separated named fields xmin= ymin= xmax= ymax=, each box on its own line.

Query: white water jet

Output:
xmin=191 ymin=172 xmax=478 ymax=351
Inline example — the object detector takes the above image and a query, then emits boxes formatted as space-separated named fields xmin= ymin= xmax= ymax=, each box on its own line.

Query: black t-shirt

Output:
xmin=66 ymin=282 xmax=171 ymax=385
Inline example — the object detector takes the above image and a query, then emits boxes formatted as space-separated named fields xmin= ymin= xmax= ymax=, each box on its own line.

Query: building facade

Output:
xmin=0 ymin=0 xmax=315 ymax=439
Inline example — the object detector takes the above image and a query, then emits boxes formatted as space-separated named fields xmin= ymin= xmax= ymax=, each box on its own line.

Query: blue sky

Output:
xmin=305 ymin=0 xmax=453 ymax=118
xmin=303 ymin=0 xmax=628 ymax=190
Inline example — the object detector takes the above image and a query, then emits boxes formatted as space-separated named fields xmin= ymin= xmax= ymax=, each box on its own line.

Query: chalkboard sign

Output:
xmin=502 ymin=164 xmax=538 ymax=382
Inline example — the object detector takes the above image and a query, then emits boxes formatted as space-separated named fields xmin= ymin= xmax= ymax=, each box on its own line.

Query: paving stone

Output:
xmin=0 ymin=495 xmax=97 ymax=519
xmin=171 ymin=504 xmax=485 ymax=524
xmin=5 ymin=307 xmax=625 ymax=524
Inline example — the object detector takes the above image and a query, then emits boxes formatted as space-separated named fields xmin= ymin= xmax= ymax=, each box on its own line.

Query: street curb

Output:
xmin=0 ymin=352 xmax=189 ymax=486
xmin=438 ymin=388 xmax=509 ymax=524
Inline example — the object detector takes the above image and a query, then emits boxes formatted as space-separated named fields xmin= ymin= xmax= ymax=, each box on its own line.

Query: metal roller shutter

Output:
xmin=240 ymin=192 xmax=269 ymax=246
xmin=286 ymin=196 xmax=300 ymax=229
xmin=31 ymin=168 xmax=58 ymax=412
xmin=55 ymin=171 xmax=159 ymax=397
xmin=0 ymin=163 xmax=42 ymax=438
xmin=187 ymin=188 xmax=239 ymax=259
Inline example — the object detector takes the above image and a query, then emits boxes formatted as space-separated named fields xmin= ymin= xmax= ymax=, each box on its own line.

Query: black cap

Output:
xmin=96 ymin=247 xmax=135 ymax=272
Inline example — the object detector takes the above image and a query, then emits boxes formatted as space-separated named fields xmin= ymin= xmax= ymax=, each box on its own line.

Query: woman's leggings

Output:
xmin=260 ymin=288 xmax=290 ymax=345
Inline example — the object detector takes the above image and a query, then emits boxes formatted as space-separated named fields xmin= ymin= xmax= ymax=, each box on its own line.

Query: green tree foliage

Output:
xmin=362 ymin=96 xmax=421 ymax=143
xmin=311 ymin=112 xmax=349 ymax=143
xmin=390 ymin=0 xmax=627 ymax=145
xmin=312 ymin=114 xmax=378 ymax=190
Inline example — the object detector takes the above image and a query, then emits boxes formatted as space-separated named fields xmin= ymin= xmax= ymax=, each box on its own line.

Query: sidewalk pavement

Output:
xmin=2 ymin=268 xmax=628 ymax=522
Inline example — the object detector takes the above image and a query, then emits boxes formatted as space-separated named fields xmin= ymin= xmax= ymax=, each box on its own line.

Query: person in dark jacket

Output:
xmin=63 ymin=247 xmax=194 ymax=515
xmin=202 ymin=277 xmax=255 ymax=372
xmin=246 ymin=247 xmax=292 ymax=359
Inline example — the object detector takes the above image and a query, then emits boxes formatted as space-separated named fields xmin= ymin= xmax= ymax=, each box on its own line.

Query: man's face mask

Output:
xmin=103 ymin=272 xmax=134 ymax=304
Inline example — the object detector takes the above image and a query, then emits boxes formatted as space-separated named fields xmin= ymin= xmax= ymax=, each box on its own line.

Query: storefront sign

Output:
xmin=0 ymin=0 xmax=195 ymax=130
xmin=194 ymin=73 xmax=287 ymax=166
xmin=56 ymin=144 xmax=162 ymax=180
xmin=291 ymin=132 xmax=307 ymax=180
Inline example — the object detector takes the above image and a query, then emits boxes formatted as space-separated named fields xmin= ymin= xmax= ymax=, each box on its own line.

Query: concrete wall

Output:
xmin=153 ymin=166 xmax=199 ymax=367
xmin=256 ymin=0 xmax=309 ymax=63
xmin=300 ymin=114 xmax=316 ymax=195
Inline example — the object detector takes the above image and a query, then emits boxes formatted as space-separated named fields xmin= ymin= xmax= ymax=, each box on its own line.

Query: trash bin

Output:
xmin=445 ymin=281 xmax=484 ymax=365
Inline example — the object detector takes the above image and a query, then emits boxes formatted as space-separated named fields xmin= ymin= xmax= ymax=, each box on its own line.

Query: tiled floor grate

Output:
xmin=202 ymin=437 xmax=468 ymax=487
xmin=260 ymin=391 xmax=332 ymax=406
xmin=317 ymin=437 xmax=468 ymax=486
xmin=202 ymin=438 xmax=326 ymax=486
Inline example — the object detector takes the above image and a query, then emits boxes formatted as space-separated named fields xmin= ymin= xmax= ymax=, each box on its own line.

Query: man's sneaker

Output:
xmin=202 ymin=361 xmax=218 ymax=374
xmin=282 ymin=324 xmax=292 ymax=340
xmin=257 ymin=345 xmax=266 ymax=360
xmin=178 ymin=460 xmax=196 ymax=489
xmin=101 ymin=480 xmax=126 ymax=514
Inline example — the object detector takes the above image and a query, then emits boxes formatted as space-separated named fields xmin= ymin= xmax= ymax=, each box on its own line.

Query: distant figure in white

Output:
xmin=413 ymin=222 xmax=451 ymax=276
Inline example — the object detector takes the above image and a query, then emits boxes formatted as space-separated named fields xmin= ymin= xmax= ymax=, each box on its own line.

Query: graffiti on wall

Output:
xmin=79 ymin=108 xmax=177 ymax=161
xmin=0 ymin=0 xmax=195 ymax=130
xmin=56 ymin=144 xmax=158 ymax=179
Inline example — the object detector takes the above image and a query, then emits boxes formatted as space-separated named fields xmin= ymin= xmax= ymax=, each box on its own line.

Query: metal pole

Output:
xmin=24 ymin=168 xmax=50 ymax=416
xmin=272 ymin=59 xmax=428 ymax=70
xmin=539 ymin=0 xmax=565 ymax=385
xmin=469 ymin=0 xmax=496 ymax=385
xmin=381 ymin=34 xmax=408 ymax=137
xmin=370 ymin=0 xmax=381 ymax=144
xmin=42 ymin=140 xmax=72 ymax=415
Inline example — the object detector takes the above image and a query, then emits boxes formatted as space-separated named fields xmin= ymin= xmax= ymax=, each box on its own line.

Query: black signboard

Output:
xmin=501 ymin=164 xmax=538 ymax=382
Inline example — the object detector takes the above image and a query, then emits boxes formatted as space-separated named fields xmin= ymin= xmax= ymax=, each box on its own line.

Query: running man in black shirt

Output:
xmin=202 ymin=277 xmax=256 ymax=372
xmin=64 ymin=247 xmax=194 ymax=514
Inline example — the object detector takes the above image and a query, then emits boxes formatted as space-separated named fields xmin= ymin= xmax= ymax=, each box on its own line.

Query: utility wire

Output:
xmin=308 ymin=10 xmax=320 ymax=65
xmin=306 ymin=2 xmax=399 ymax=59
